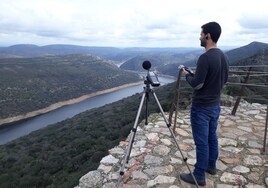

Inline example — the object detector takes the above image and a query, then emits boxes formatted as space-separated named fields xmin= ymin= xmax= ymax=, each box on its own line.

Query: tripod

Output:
xmin=117 ymin=72 xmax=199 ymax=188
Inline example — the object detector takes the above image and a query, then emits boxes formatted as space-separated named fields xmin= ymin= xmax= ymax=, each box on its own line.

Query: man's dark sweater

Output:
xmin=186 ymin=48 xmax=229 ymax=106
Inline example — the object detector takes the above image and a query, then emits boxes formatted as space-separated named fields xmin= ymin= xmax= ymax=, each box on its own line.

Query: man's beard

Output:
xmin=200 ymin=39 xmax=207 ymax=47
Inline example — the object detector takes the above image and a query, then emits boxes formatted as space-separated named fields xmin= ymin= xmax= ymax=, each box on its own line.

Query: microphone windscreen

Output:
xmin=142 ymin=60 xmax=151 ymax=70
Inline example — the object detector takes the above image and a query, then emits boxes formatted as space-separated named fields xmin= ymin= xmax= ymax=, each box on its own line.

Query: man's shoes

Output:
xmin=180 ymin=173 xmax=206 ymax=186
xmin=206 ymin=168 xmax=217 ymax=175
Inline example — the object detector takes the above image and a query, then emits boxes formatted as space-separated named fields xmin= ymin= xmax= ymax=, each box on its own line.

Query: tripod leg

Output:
xmin=145 ymin=92 xmax=149 ymax=125
xmin=151 ymin=91 xmax=200 ymax=188
xmin=117 ymin=92 xmax=146 ymax=186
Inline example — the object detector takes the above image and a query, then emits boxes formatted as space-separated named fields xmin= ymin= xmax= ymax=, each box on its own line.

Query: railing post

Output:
xmin=263 ymin=103 xmax=268 ymax=153
xmin=169 ymin=69 xmax=183 ymax=131
xmin=231 ymin=67 xmax=252 ymax=115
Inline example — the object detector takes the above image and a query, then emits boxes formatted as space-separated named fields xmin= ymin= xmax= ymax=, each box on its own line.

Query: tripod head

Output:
xmin=142 ymin=60 xmax=160 ymax=87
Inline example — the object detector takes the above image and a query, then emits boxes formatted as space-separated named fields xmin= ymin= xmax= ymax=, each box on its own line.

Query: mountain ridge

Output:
xmin=0 ymin=44 xmax=201 ymax=61
xmin=225 ymin=41 xmax=268 ymax=63
xmin=119 ymin=41 xmax=268 ymax=77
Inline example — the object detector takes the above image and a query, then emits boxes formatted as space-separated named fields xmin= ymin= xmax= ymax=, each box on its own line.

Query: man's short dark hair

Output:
xmin=201 ymin=22 xmax=221 ymax=43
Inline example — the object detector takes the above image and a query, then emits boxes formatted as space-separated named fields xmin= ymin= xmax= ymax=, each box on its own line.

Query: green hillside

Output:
xmin=0 ymin=81 xmax=183 ymax=188
xmin=0 ymin=54 xmax=141 ymax=119
xmin=225 ymin=41 xmax=268 ymax=64
xmin=226 ymin=49 xmax=268 ymax=103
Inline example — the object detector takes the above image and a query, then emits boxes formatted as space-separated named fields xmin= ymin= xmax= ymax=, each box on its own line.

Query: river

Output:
xmin=0 ymin=76 xmax=175 ymax=145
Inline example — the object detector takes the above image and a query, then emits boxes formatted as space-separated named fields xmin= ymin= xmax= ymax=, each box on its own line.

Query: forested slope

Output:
xmin=0 ymin=81 xmax=181 ymax=188
xmin=0 ymin=54 xmax=141 ymax=119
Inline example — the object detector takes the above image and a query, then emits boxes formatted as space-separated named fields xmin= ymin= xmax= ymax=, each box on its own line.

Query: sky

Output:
xmin=0 ymin=0 xmax=268 ymax=48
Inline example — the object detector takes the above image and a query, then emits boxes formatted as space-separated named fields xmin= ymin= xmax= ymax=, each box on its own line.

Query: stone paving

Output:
xmin=76 ymin=100 xmax=268 ymax=188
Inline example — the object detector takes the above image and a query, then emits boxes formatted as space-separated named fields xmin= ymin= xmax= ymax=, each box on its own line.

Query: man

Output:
xmin=180 ymin=22 xmax=229 ymax=186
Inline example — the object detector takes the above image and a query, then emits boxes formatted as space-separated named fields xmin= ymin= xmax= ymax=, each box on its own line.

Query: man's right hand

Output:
xmin=181 ymin=68 xmax=189 ymax=76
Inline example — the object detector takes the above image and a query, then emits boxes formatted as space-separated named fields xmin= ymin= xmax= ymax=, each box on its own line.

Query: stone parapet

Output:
xmin=76 ymin=101 xmax=268 ymax=188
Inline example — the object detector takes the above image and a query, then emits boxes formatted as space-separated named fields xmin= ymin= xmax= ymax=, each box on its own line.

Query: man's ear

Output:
xmin=205 ymin=33 xmax=211 ymax=40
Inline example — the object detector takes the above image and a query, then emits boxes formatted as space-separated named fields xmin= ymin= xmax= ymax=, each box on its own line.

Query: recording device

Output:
xmin=142 ymin=60 xmax=160 ymax=87
xmin=178 ymin=65 xmax=194 ymax=76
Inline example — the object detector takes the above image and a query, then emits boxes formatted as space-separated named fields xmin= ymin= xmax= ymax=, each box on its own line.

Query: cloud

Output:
xmin=0 ymin=0 xmax=267 ymax=47
xmin=239 ymin=15 xmax=268 ymax=30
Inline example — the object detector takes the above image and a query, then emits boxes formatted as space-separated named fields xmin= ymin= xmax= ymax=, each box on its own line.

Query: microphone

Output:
xmin=142 ymin=60 xmax=151 ymax=70
xmin=142 ymin=60 xmax=160 ymax=87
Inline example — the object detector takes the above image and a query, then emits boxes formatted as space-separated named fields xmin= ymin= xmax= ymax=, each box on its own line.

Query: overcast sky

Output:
xmin=0 ymin=0 xmax=267 ymax=48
